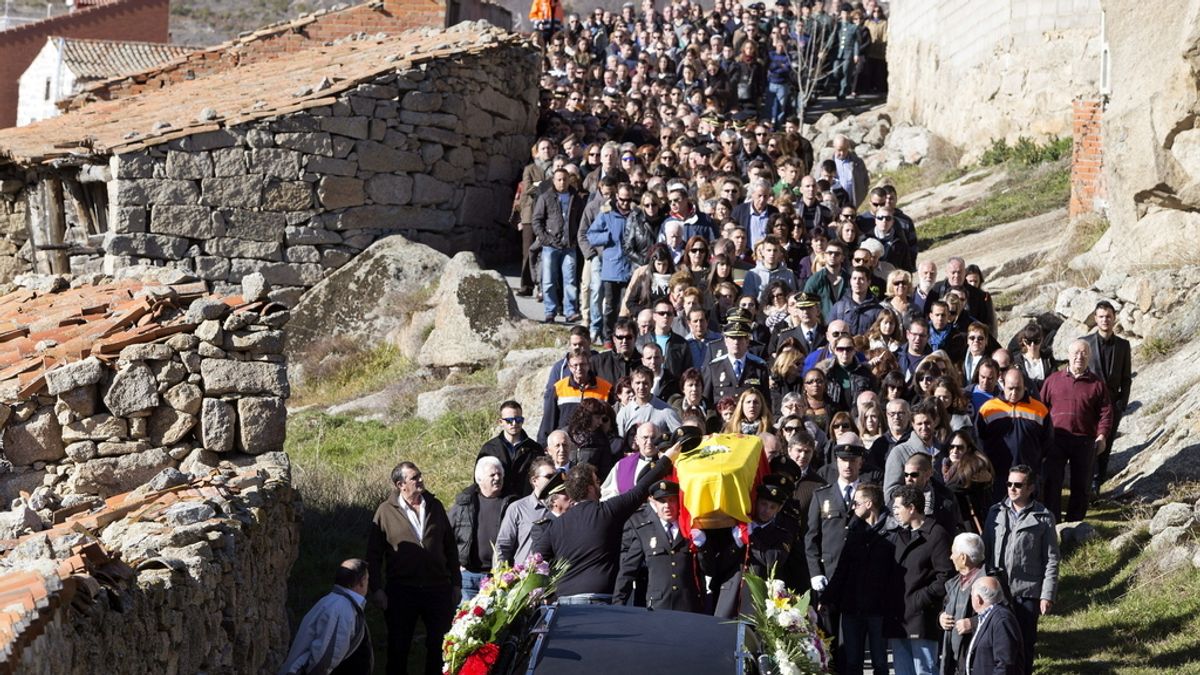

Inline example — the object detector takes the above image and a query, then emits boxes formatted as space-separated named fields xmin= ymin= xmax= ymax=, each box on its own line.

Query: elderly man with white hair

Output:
xmin=449 ymin=456 xmax=516 ymax=599
xmin=940 ymin=532 xmax=988 ymax=675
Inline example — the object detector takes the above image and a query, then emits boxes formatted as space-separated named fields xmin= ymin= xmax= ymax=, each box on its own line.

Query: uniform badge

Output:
xmin=650 ymin=536 xmax=658 ymax=549
xmin=719 ymin=371 xmax=726 ymax=383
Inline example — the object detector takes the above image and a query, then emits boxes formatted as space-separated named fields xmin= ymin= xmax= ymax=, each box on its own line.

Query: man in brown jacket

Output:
xmin=366 ymin=462 xmax=461 ymax=675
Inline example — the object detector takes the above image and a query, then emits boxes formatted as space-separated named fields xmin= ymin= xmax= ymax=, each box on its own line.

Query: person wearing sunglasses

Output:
xmin=825 ymin=336 xmax=880 ymax=415
xmin=884 ymin=398 xmax=947 ymax=501
xmin=1012 ymin=322 xmax=1055 ymax=395
xmin=477 ymin=399 xmax=544 ymax=500
xmin=982 ymin=463 xmax=1060 ymax=675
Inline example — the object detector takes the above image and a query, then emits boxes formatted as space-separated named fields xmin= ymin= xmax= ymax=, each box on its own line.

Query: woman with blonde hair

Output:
xmin=725 ymin=387 xmax=774 ymax=435
xmin=884 ymin=269 xmax=918 ymax=325
xmin=769 ymin=339 xmax=806 ymax=417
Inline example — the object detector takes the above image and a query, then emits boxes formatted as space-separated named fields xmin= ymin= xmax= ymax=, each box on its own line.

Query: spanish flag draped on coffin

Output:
xmin=673 ymin=433 xmax=769 ymax=534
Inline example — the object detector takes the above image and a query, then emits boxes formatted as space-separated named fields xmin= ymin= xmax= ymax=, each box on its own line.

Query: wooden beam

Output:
xmin=44 ymin=178 xmax=69 ymax=275
xmin=62 ymin=178 xmax=96 ymax=237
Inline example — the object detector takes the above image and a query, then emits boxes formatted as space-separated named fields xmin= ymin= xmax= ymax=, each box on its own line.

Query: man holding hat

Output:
xmin=805 ymin=443 xmax=867 ymax=642
xmin=534 ymin=427 xmax=701 ymax=604
xmin=702 ymin=314 xmax=770 ymax=405
xmin=614 ymin=479 xmax=705 ymax=612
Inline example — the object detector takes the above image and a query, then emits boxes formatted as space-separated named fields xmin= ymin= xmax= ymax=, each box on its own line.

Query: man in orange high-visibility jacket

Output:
xmin=529 ymin=0 xmax=562 ymax=44
xmin=538 ymin=350 xmax=612 ymax=445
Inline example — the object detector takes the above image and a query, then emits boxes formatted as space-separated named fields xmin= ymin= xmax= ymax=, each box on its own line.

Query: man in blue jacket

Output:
xmin=588 ymin=183 xmax=635 ymax=337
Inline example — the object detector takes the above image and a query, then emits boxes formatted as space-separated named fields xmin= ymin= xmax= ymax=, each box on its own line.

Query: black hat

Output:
xmin=657 ymin=425 xmax=705 ymax=454
xmin=536 ymin=472 xmax=566 ymax=501
xmin=833 ymin=444 xmax=865 ymax=460
xmin=762 ymin=472 xmax=796 ymax=492
xmin=650 ymin=480 xmax=681 ymax=500
xmin=792 ymin=292 xmax=819 ymax=308
xmin=725 ymin=306 xmax=753 ymax=323
xmin=758 ymin=482 xmax=787 ymax=504
xmin=723 ymin=320 xmax=752 ymax=338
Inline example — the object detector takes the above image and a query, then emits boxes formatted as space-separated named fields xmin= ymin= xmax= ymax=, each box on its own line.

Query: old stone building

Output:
xmin=0 ymin=22 xmax=539 ymax=306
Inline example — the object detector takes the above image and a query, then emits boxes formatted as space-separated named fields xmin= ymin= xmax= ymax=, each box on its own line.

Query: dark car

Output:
xmin=499 ymin=603 xmax=760 ymax=674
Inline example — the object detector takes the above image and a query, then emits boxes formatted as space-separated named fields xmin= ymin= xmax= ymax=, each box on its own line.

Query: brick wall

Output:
xmin=0 ymin=0 xmax=169 ymax=128
xmin=64 ymin=0 xmax=450 ymax=110
xmin=1070 ymin=98 xmax=1105 ymax=217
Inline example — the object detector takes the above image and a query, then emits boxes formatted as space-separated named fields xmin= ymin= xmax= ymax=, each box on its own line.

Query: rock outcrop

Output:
xmin=888 ymin=0 xmax=1101 ymax=160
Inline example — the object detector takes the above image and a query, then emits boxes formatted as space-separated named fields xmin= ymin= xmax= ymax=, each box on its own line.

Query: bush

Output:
xmin=980 ymin=136 xmax=1072 ymax=167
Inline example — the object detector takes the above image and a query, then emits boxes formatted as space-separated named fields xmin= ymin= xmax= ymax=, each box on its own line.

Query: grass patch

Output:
xmin=918 ymin=160 xmax=1069 ymax=248
xmin=509 ymin=323 xmax=567 ymax=351
xmin=1139 ymin=336 xmax=1177 ymax=362
xmin=874 ymin=162 xmax=968 ymax=198
xmin=284 ymin=408 xmax=495 ymax=672
xmin=1039 ymin=498 xmax=1200 ymax=674
xmin=291 ymin=340 xmax=413 ymax=409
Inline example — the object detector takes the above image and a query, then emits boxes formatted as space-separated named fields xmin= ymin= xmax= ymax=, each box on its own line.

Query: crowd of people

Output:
xmin=288 ymin=2 xmax=1136 ymax=675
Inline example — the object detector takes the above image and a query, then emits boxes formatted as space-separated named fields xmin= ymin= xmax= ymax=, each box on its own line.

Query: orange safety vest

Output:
xmin=529 ymin=0 xmax=562 ymax=24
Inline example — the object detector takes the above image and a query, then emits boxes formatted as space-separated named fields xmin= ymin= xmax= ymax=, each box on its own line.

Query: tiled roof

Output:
xmin=0 ymin=279 xmax=262 ymax=402
xmin=55 ymin=37 xmax=197 ymax=80
xmin=0 ymin=23 xmax=519 ymax=165
xmin=0 ymin=467 xmax=280 ymax=664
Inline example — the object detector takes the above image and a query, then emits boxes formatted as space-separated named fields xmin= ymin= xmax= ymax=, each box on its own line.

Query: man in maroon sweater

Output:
xmin=1040 ymin=340 xmax=1113 ymax=523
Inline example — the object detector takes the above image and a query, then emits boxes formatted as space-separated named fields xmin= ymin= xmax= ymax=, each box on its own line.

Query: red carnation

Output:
xmin=472 ymin=605 xmax=485 ymax=617
xmin=461 ymin=642 xmax=500 ymax=675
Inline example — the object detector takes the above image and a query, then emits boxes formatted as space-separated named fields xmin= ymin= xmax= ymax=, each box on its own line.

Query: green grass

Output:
xmin=285 ymin=409 xmax=494 ymax=673
xmin=1138 ymin=336 xmax=1177 ymax=362
xmin=918 ymin=160 xmax=1070 ymax=248
xmin=874 ymin=162 xmax=968 ymax=199
xmin=291 ymin=342 xmax=413 ymax=409
xmin=1039 ymin=499 xmax=1200 ymax=674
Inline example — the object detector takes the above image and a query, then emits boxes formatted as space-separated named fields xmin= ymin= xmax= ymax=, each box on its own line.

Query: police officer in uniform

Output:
xmin=702 ymin=315 xmax=770 ymax=405
xmin=528 ymin=472 xmax=570 ymax=555
xmin=613 ymin=480 xmax=704 ymax=612
xmin=805 ymin=443 xmax=866 ymax=642
xmin=708 ymin=477 xmax=799 ymax=618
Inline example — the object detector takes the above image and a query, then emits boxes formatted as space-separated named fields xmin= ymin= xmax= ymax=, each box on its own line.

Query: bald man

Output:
xmin=1039 ymin=340 xmax=1113 ymax=523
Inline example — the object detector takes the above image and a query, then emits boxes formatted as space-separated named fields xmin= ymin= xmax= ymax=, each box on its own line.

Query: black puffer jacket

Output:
xmin=449 ymin=485 xmax=515 ymax=572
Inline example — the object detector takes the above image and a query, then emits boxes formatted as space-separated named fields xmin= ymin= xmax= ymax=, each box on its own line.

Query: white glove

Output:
xmin=810 ymin=575 xmax=828 ymax=592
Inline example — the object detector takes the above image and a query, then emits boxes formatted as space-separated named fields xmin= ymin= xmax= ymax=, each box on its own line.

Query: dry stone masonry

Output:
xmin=0 ymin=24 xmax=540 ymax=302
xmin=0 ymin=270 xmax=299 ymax=671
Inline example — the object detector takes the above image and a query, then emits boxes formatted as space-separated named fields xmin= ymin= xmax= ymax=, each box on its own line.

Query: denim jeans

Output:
xmin=588 ymin=258 xmax=604 ymax=338
xmin=541 ymin=246 xmax=578 ymax=318
xmin=890 ymin=637 xmax=938 ymax=675
xmin=840 ymin=614 xmax=887 ymax=675
xmin=766 ymin=81 xmax=791 ymax=127
xmin=460 ymin=570 xmax=489 ymax=601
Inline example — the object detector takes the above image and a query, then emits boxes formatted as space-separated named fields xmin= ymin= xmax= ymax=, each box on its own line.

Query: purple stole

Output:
xmin=616 ymin=453 xmax=641 ymax=494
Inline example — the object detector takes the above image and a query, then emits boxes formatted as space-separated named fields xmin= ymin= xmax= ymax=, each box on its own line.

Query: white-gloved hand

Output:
xmin=810 ymin=575 xmax=829 ymax=592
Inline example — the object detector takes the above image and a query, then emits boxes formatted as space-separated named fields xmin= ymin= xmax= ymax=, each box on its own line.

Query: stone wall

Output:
xmin=8 ymin=453 xmax=299 ymax=674
xmin=0 ymin=274 xmax=290 ymax=509
xmin=887 ymin=0 xmax=1102 ymax=160
xmin=88 ymin=38 xmax=536 ymax=306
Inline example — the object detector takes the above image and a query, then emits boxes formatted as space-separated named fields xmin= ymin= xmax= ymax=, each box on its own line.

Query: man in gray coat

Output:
xmin=494 ymin=456 xmax=559 ymax=566
xmin=983 ymin=464 xmax=1059 ymax=675
xmin=279 ymin=559 xmax=373 ymax=675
